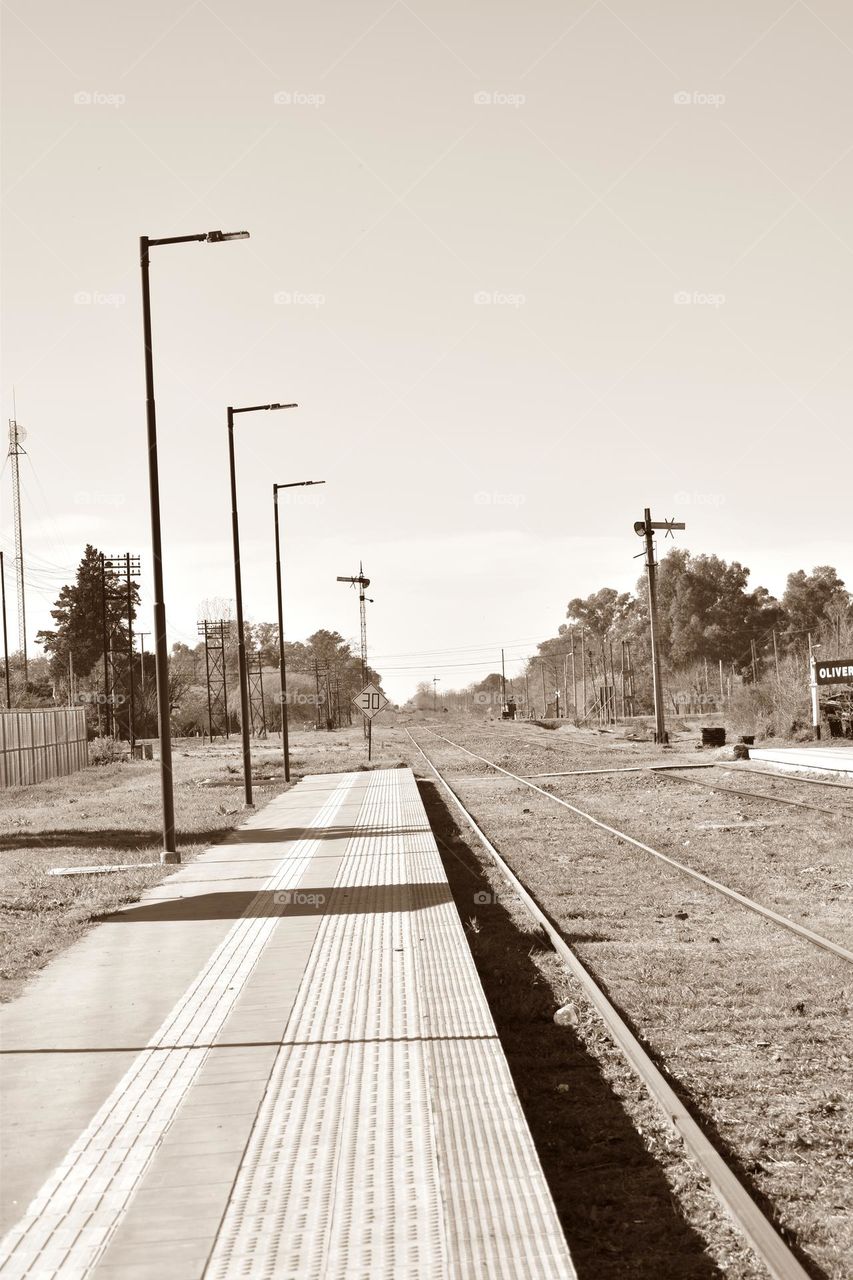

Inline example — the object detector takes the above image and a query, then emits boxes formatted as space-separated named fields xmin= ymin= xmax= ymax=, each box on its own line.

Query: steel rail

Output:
xmin=422 ymin=730 xmax=853 ymax=965
xmin=658 ymin=769 xmax=853 ymax=820
xmin=523 ymin=763 xmax=715 ymax=778
xmin=406 ymin=729 xmax=813 ymax=1280
xmin=728 ymin=764 xmax=853 ymax=791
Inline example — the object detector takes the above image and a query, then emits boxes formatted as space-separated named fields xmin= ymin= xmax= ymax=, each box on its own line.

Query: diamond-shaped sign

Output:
xmin=352 ymin=682 xmax=389 ymax=720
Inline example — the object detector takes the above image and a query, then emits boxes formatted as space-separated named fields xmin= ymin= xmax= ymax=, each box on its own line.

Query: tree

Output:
xmin=646 ymin=549 xmax=782 ymax=670
xmin=566 ymin=588 xmax=634 ymax=641
xmin=36 ymin=545 xmax=139 ymax=682
xmin=781 ymin=567 xmax=849 ymax=643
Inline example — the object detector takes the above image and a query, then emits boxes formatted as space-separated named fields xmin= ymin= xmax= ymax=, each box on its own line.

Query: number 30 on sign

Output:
xmin=352 ymin=683 xmax=389 ymax=719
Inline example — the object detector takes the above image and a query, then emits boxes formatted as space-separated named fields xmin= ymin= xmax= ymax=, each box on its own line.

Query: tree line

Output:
xmin=3 ymin=544 xmax=382 ymax=736
xmin=410 ymin=551 xmax=850 ymax=720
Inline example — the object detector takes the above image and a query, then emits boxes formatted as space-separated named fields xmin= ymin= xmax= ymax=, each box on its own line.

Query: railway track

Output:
xmin=416 ymin=729 xmax=852 ymax=964
xmin=406 ymin=728 xmax=815 ymax=1280
xmin=465 ymin=724 xmax=853 ymax=820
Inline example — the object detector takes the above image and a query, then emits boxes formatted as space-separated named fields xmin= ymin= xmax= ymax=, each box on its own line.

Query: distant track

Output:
xmin=406 ymin=728 xmax=814 ymax=1280
xmin=463 ymin=724 xmax=853 ymax=820
xmin=417 ymin=729 xmax=853 ymax=966
xmin=656 ymin=768 xmax=853 ymax=819
xmin=730 ymin=763 xmax=853 ymax=791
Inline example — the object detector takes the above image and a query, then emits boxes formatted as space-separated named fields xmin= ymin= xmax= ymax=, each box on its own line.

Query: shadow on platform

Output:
xmin=102 ymin=881 xmax=452 ymax=922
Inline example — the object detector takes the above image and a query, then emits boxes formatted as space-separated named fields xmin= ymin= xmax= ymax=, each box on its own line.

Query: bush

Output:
xmin=89 ymin=735 xmax=127 ymax=765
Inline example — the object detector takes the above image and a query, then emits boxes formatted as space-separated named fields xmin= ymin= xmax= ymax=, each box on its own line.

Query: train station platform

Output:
xmin=748 ymin=744 xmax=853 ymax=777
xmin=0 ymin=767 xmax=574 ymax=1279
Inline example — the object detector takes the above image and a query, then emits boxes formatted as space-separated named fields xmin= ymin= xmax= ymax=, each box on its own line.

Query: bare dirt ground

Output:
xmin=0 ymin=727 xmax=396 ymax=1002
xmin=399 ymin=716 xmax=852 ymax=1280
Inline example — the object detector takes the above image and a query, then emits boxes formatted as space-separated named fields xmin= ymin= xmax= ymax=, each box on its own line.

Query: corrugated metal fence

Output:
xmin=0 ymin=708 xmax=89 ymax=787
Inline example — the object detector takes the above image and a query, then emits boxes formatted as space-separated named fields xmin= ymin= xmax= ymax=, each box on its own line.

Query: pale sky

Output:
xmin=2 ymin=0 xmax=852 ymax=703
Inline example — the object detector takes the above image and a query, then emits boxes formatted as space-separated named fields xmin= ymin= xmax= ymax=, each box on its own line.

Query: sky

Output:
xmin=2 ymin=0 xmax=852 ymax=704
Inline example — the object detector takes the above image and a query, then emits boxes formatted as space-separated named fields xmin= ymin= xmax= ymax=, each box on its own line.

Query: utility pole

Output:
xmin=7 ymin=416 xmax=28 ymax=689
xmin=772 ymin=630 xmax=780 ymax=695
xmin=808 ymin=635 xmax=821 ymax=739
xmin=570 ymin=630 xmax=576 ymax=718
xmin=336 ymin=565 xmax=372 ymax=754
xmin=581 ymin=628 xmax=586 ymax=717
xmin=433 ymin=676 xmax=439 ymax=712
xmin=501 ymin=648 xmax=506 ymax=708
xmin=634 ymin=508 xmax=685 ymax=745
xmin=1 ymin=551 xmax=10 ymax=707
xmin=541 ymin=660 xmax=547 ymax=716
xmin=100 ymin=553 xmax=112 ymax=736
xmin=141 ymin=227 xmax=250 ymax=861
xmin=104 ymin=553 xmax=140 ymax=750
xmin=273 ymin=479 xmax=325 ymax=780
xmin=227 ymin=401 xmax=298 ymax=807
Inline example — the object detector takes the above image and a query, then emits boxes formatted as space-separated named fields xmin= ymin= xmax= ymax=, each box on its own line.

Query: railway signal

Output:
xmin=633 ymin=508 xmax=685 ymax=745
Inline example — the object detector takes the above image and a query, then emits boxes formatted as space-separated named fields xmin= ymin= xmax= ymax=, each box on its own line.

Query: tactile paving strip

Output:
xmin=206 ymin=768 xmax=575 ymax=1279
xmin=0 ymin=774 xmax=359 ymax=1280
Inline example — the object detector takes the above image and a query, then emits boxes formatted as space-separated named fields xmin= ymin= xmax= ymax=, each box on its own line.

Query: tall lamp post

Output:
xmin=273 ymin=480 xmax=325 ymax=782
xmin=228 ymin=403 xmax=298 ymax=807
xmin=140 ymin=228 xmax=249 ymax=862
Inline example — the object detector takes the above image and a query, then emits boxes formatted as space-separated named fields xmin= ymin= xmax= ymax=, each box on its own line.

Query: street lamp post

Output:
xmin=273 ymin=480 xmax=325 ymax=782
xmin=228 ymin=403 xmax=298 ymax=807
xmin=140 ymin=228 xmax=249 ymax=862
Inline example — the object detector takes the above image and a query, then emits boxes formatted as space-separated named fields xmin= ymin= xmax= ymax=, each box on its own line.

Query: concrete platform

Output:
xmin=747 ymin=745 xmax=853 ymax=778
xmin=0 ymin=767 xmax=574 ymax=1279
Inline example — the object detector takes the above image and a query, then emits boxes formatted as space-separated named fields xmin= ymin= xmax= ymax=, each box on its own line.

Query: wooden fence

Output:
xmin=0 ymin=708 xmax=89 ymax=788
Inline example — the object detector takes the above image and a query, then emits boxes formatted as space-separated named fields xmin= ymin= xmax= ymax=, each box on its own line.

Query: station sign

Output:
xmin=814 ymin=658 xmax=853 ymax=686
xmin=352 ymin=683 xmax=389 ymax=719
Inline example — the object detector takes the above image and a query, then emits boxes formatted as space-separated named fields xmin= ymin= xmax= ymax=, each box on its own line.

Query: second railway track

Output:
xmin=416 ymin=728 xmax=852 ymax=965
